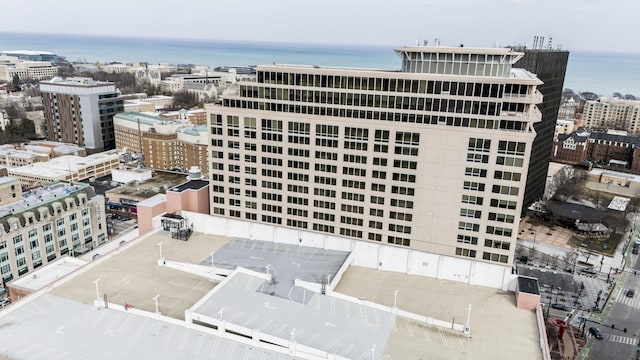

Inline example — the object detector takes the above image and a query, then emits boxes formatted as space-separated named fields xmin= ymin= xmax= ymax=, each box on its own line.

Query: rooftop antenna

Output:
xmin=547 ymin=36 xmax=553 ymax=50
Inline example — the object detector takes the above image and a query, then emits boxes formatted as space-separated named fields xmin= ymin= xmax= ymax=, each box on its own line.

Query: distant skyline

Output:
xmin=1 ymin=0 xmax=639 ymax=53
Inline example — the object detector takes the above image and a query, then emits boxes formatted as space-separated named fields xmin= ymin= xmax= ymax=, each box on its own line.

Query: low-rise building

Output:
xmin=0 ymin=148 xmax=49 ymax=168
xmin=7 ymin=151 xmax=119 ymax=186
xmin=0 ymin=50 xmax=59 ymax=63
xmin=104 ymin=170 xmax=189 ymax=215
xmin=24 ymin=141 xmax=86 ymax=157
xmin=0 ymin=56 xmax=58 ymax=82
xmin=0 ymin=179 xmax=107 ymax=285
xmin=551 ymin=129 xmax=640 ymax=173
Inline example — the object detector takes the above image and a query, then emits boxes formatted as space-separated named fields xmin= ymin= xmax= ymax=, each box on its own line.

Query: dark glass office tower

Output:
xmin=513 ymin=47 xmax=569 ymax=211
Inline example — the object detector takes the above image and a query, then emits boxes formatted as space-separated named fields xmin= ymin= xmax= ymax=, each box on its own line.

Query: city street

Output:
xmin=585 ymin=252 xmax=640 ymax=359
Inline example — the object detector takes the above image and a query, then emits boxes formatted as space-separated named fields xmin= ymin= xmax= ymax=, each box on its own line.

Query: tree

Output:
xmin=172 ymin=90 xmax=198 ymax=109
xmin=11 ymin=74 xmax=21 ymax=87
xmin=5 ymin=105 xmax=21 ymax=120
xmin=20 ymin=118 xmax=36 ymax=139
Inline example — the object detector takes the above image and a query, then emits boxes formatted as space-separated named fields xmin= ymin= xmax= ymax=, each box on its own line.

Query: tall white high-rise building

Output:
xmin=206 ymin=45 xmax=542 ymax=267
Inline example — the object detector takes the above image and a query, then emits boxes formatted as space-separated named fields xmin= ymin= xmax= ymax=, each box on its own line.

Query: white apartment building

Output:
xmin=583 ymin=98 xmax=640 ymax=135
xmin=0 ymin=180 xmax=107 ymax=284
xmin=206 ymin=45 xmax=542 ymax=268
xmin=0 ymin=56 xmax=58 ymax=82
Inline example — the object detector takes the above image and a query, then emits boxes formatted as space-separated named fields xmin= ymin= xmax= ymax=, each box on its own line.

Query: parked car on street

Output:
xmin=581 ymin=268 xmax=597 ymax=275
xmin=551 ymin=303 xmax=568 ymax=311
xmin=589 ymin=327 xmax=604 ymax=340
xmin=0 ymin=298 xmax=10 ymax=307
xmin=626 ymin=289 xmax=635 ymax=298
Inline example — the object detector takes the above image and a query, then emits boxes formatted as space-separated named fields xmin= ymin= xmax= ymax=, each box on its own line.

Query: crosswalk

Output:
xmin=587 ymin=332 xmax=638 ymax=345
xmin=614 ymin=288 xmax=640 ymax=308
xmin=605 ymin=333 xmax=638 ymax=345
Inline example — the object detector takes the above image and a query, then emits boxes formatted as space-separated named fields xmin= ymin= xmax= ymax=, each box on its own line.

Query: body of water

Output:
xmin=0 ymin=32 xmax=638 ymax=97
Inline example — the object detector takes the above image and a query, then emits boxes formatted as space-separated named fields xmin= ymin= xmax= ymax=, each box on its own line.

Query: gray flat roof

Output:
xmin=192 ymin=271 xmax=393 ymax=359
xmin=204 ymin=238 xmax=349 ymax=302
xmin=0 ymin=294 xmax=291 ymax=360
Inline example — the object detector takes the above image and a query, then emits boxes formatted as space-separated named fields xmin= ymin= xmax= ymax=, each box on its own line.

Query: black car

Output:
xmin=627 ymin=289 xmax=635 ymax=298
xmin=589 ymin=327 xmax=604 ymax=340
xmin=551 ymin=303 xmax=568 ymax=311
xmin=633 ymin=247 xmax=639 ymax=255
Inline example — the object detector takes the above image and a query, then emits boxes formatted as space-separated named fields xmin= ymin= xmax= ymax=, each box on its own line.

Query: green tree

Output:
xmin=5 ymin=105 xmax=21 ymax=120
xmin=11 ymin=74 xmax=21 ymax=87
xmin=20 ymin=118 xmax=36 ymax=139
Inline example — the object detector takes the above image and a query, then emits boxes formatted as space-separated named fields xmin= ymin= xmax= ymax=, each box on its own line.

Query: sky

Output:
xmin=0 ymin=0 xmax=638 ymax=53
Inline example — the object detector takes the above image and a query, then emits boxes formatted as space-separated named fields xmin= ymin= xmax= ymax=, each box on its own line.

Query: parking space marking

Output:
xmin=162 ymin=325 xmax=176 ymax=346
xmin=194 ymin=333 xmax=205 ymax=355
xmin=331 ymin=297 xmax=335 ymax=314
xmin=304 ymin=333 xmax=320 ymax=346
xmin=243 ymin=314 xmax=259 ymax=327
xmin=360 ymin=304 xmax=368 ymax=323
xmin=344 ymin=302 xmax=350 ymax=319
xmin=458 ymin=333 xmax=470 ymax=352
xmin=338 ymin=344 xmax=355 ymax=357
xmin=72 ymin=307 xmax=94 ymax=324
xmin=116 ymin=316 xmax=132 ymax=334
xmin=420 ymin=323 xmax=431 ymax=342
xmin=208 ymin=336 xmax=220 ymax=359
xmin=178 ymin=329 xmax=191 ymax=350
xmin=405 ymin=318 xmax=414 ymax=337
xmin=322 ymin=339 xmax=339 ymax=352
xmin=225 ymin=341 xmax=236 ymax=360
xmin=438 ymin=327 xmax=448 ymax=346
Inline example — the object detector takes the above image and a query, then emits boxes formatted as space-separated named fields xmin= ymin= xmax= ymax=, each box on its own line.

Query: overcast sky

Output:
xmin=1 ymin=0 xmax=638 ymax=53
